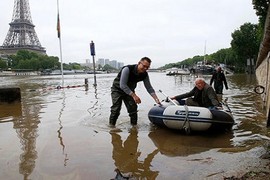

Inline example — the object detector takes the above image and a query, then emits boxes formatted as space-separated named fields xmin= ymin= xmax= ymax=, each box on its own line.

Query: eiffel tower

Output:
xmin=0 ymin=0 xmax=46 ymax=55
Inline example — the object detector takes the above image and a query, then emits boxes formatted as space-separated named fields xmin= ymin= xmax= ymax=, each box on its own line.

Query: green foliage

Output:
xmin=63 ymin=63 xmax=83 ymax=70
xmin=252 ymin=0 xmax=269 ymax=27
xmin=252 ymin=0 xmax=269 ymax=49
xmin=39 ymin=56 xmax=60 ymax=70
xmin=7 ymin=50 xmax=61 ymax=70
xmin=0 ymin=59 xmax=8 ymax=69
xmin=161 ymin=55 xmax=208 ymax=69
xmin=231 ymin=23 xmax=260 ymax=67
xmin=209 ymin=48 xmax=236 ymax=66
xmin=103 ymin=64 xmax=117 ymax=71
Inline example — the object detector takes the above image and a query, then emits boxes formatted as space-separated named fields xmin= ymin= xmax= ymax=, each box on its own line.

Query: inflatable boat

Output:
xmin=148 ymin=100 xmax=234 ymax=133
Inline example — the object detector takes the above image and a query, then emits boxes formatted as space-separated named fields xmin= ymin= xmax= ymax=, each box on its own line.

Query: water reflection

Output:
xmin=0 ymin=79 xmax=47 ymax=179
xmin=229 ymin=74 xmax=257 ymax=89
xmin=0 ymin=101 xmax=38 ymax=179
xmin=16 ymin=90 xmax=41 ymax=179
xmin=225 ymin=74 xmax=270 ymax=147
xmin=0 ymin=102 xmax=22 ymax=122
xmin=110 ymin=128 xmax=159 ymax=179
xmin=57 ymin=90 xmax=68 ymax=166
xmin=148 ymin=128 xmax=234 ymax=157
xmin=87 ymin=85 xmax=99 ymax=117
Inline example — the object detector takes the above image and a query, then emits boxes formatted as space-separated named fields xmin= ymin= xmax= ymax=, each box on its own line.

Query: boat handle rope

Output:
xmin=182 ymin=105 xmax=191 ymax=134
xmin=159 ymin=90 xmax=191 ymax=133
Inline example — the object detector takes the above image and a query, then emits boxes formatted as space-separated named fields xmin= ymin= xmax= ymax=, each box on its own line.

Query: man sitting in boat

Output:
xmin=170 ymin=78 xmax=220 ymax=109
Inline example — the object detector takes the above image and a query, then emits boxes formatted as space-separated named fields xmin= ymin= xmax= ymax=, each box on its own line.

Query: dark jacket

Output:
xmin=210 ymin=71 xmax=228 ymax=89
xmin=175 ymin=83 xmax=219 ymax=107
xmin=112 ymin=64 xmax=148 ymax=93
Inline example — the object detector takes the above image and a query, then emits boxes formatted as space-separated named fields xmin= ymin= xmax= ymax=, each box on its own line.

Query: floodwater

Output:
xmin=0 ymin=73 xmax=269 ymax=180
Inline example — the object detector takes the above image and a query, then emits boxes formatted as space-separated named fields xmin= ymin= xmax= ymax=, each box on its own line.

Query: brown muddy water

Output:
xmin=0 ymin=73 xmax=269 ymax=180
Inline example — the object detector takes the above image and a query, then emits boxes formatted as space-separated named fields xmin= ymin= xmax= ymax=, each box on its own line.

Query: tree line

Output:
xmin=161 ymin=0 xmax=269 ymax=73
xmin=0 ymin=49 xmax=119 ymax=72
xmin=0 ymin=50 xmax=86 ymax=71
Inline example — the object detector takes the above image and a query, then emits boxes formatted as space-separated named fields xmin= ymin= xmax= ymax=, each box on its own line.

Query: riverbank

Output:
xmin=0 ymin=70 xmax=40 ymax=76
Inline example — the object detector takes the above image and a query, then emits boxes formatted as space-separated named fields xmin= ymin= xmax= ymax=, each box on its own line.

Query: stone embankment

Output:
xmin=255 ymin=5 xmax=270 ymax=126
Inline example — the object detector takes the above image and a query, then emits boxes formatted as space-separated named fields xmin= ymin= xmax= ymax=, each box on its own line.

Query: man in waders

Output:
xmin=210 ymin=66 xmax=228 ymax=94
xmin=109 ymin=57 xmax=160 ymax=127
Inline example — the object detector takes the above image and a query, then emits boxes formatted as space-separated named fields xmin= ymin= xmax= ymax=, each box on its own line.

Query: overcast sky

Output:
xmin=0 ymin=0 xmax=258 ymax=68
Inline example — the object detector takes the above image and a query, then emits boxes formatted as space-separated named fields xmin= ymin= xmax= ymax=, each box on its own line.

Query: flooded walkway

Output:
xmin=0 ymin=73 xmax=269 ymax=179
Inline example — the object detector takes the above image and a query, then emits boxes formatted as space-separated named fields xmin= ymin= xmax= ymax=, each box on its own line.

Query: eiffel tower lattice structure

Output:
xmin=0 ymin=0 xmax=46 ymax=55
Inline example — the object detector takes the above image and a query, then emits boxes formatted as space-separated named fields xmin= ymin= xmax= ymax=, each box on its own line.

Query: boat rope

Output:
xmin=221 ymin=101 xmax=232 ymax=113
xmin=182 ymin=105 xmax=190 ymax=134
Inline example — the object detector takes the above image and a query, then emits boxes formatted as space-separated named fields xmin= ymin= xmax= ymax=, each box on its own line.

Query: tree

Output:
xmin=252 ymin=0 xmax=269 ymax=44
xmin=231 ymin=23 xmax=260 ymax=70
xmin=103 ymin=64 xmax=117 ymax=72
xmin=7 ymin=50 xmax=61 ymax=70
xmin=160 ymin=55 xmax=206 ymax=70
xmin=252 ymin=0 xmax=269 ymax=27
xmin=0 ymin=59 xmax=7 ymax=69
xmin=39 ymin=56 xmax=60 ymax=70
xmin=209 ymin=48 xmax=236 ymax=66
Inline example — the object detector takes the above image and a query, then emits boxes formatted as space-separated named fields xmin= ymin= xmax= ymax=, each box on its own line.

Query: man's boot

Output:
xmin=130 ymin=113 xmax=138 ymax=125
